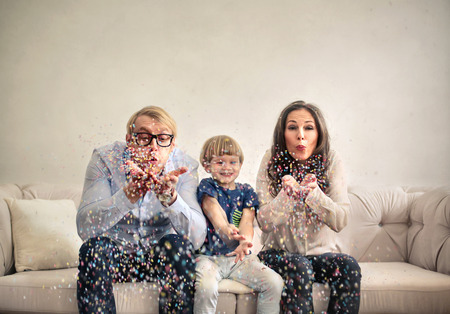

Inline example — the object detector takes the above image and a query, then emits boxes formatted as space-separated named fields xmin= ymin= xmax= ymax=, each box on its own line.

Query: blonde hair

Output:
xmin=199 ymin=135 xmax=244 ymax=169
xmin=126 ymin=106 xmax=177 ymax=137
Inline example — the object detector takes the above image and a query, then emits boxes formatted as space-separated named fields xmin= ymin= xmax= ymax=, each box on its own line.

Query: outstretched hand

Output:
xmin=123 ymin=160 xmax=188 ymax=205
xmin=222 ymin=223 xmax=247 ymax=242
xmin=226 ymin=240 xmax=253 ymax=264
xmin=153 ymin=167 xmax=188 ymax=205
xmin=122 ymin=160 xmax=150 ymax=203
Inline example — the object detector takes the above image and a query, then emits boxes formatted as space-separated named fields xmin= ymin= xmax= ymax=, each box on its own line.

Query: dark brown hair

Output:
xmin=267 ymin=101 xmax=330 ymax=196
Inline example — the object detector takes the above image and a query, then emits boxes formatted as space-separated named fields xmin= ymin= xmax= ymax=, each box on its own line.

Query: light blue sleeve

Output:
xmin=76 ymin=149 xmax=135 ymax=240
xmin=163 ymin=155 xmax=207 ymax=250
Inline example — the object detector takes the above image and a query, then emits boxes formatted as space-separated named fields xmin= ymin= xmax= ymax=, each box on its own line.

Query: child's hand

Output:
xmin=222 ymin=224 xmax=246 ymax=242
xmin=226 ymin=240 xmax=253 ymax=263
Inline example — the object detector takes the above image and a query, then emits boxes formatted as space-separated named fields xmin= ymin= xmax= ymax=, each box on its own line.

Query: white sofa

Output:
xmin=0 ymin=182 xmax=449 ymax=313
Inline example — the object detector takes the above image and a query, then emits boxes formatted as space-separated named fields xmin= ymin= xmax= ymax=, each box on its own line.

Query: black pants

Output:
xmin=77 ymin=235 xmax=196 ymax=314
xmin=258 ymin=249 xmax=361 ymax=314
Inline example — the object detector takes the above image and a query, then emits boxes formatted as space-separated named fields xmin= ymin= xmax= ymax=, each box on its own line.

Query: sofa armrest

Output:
xmin=408 ymin=186 xmax=450 ymax=275
xmin=0 ymin=184 xmax=23 ymax=276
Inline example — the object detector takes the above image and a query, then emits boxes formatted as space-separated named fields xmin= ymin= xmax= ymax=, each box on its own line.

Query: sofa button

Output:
xmin=378 ymin=223 xmax=383 ymax=227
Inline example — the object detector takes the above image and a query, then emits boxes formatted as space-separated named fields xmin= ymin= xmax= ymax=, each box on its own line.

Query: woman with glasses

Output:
xmin=76 ymin=106 xmax=206 ymax=314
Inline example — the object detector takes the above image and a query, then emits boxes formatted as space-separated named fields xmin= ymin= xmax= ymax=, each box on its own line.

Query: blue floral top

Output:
xmin=197 ymin=177 xmax=259 ymax=255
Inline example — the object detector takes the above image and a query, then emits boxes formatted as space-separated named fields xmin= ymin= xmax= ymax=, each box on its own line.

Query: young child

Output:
xmin=194 ymin=135 xmax=283 ymax=314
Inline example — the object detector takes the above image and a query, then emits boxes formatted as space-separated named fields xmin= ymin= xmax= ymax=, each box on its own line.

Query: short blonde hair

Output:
xmin=200 ymin=135 xmax=244 ymax=169
xmin=126 ymin=106 xmax=177 ymax=137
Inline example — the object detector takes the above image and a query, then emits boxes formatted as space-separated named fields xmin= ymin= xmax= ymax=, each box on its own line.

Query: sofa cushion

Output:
xmin=5 ymin=198 xmax=82 ymax=272
xmin=0 ymin=268 xmax=160 ymax=314
xmin=359 ymin=262 xmax=450 ymax=313
xmin=408 ymin=186 xmax=450 ymax=275
xmin=0 ymin=268 xmax=331 ymax=314
xmin=0 ymin=269 xmax=244 ymax=313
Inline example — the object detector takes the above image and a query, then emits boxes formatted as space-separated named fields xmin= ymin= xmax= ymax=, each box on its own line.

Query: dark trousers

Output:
xmin=77 ymin=235 xmax=196 ymax=314
xmin=258 ymin=249 xmax=361 ymax=314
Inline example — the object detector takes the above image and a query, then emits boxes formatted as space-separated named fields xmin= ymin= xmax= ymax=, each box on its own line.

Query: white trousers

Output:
xmin=194 ymin=254 xmax=283 ymax=314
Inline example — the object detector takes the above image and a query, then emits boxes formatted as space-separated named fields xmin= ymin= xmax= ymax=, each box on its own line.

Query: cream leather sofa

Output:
xmin=0 ymin=183 xmax=449 ymax=313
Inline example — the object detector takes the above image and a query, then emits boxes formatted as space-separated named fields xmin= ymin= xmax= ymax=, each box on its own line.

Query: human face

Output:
xmin=206 ymin=155 xmax=241 ymax=189
xmin=284 ymin=109 xmax=318 ymax=161
xmin=126 ymin=115 xmax=175 ymax=173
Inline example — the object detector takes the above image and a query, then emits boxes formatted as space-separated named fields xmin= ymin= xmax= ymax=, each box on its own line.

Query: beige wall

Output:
xmin=1 ymin=0 xmax=449 ymax=188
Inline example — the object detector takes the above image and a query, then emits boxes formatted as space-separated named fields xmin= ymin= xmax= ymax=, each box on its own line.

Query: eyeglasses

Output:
xmin=132 ymin=133 xmax=174 ymax=147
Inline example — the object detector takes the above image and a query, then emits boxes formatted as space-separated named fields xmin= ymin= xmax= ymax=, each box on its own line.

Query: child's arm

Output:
xmin=226 ymin=208 xmax=255 ymax=263
xmin=201 ymin=195 xmax=246 ymax=246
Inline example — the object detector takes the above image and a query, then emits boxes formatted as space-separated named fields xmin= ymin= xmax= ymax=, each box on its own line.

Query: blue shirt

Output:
xmin=197 ymin=177 xmax=259 ymax=255
xmin=76 ymin=141 xmax=207 ymax=253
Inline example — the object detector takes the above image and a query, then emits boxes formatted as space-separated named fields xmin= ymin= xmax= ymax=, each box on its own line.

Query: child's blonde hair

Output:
xmin=199 ymin=135 xmax=244 ymax=169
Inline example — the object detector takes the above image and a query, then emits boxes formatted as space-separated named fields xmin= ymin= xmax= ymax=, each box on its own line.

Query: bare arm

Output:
xmin=238 ymin=208 xmax=255 ymax=243
xmin=226 ymin=208 xmax=255 ymax=263
xmin=201 ymin=195 xmax=245 ymax=245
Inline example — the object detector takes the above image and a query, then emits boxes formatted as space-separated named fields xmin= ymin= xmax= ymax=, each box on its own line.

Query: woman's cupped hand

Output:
xmin=282 ymin=173 xmax=318 ymax=199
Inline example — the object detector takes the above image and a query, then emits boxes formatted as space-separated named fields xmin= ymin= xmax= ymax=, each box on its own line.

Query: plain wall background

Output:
xmin=1 ymin=0 xmax=449 ymax=188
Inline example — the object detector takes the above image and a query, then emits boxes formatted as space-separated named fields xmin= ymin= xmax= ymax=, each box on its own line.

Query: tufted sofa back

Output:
xmin=408 ymin=187 xmax=450 ymax=275
xmin=1 ymin=183 xmax=449 ymax=278
xmin=337 ymin=185 xmax=450 ymax=275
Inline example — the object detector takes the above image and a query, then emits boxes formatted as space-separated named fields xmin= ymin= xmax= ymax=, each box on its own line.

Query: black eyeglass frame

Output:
xmin=132 ymin=133 xmax=174 ymax=147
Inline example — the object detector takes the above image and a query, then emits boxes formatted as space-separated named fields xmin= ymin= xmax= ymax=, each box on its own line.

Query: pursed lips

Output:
xmin=147 ymin=151 xmax=159 ymax=162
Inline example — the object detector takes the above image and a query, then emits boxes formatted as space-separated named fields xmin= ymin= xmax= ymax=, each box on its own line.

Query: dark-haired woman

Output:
xmin=256 ymin=101 xmax=361 ymax=313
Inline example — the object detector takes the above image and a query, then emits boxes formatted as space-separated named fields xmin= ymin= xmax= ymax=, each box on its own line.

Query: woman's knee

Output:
xmin=288 ymin=255 xmax=314 ymax=282
xmin=342 ymin=255 xmax=361 ymax=283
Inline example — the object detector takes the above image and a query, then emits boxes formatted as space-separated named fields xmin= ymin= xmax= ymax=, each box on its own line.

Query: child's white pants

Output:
xmin=194 ymin=254 xmax=283 ymax=314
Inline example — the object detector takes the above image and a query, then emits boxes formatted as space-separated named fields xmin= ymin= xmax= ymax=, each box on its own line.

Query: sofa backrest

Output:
xmin=337 ymin=185 xmax=450 ymax=275
xmin=336 ymin=186 xmax=420 ymax=263
xmin=2 ymin=183 xmax=449 ymax=276
xmin=21 ymin=183 xmax=82 ymax=205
